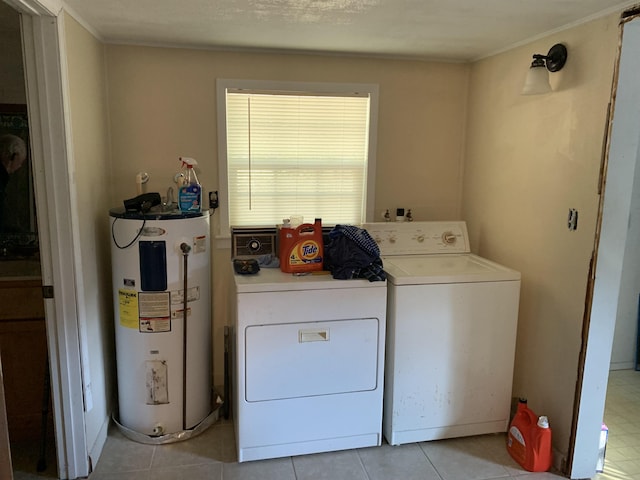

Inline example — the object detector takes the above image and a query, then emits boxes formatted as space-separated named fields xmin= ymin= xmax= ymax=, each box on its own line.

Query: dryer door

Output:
xmin=245 ymin=318 xmax=379 ymax=402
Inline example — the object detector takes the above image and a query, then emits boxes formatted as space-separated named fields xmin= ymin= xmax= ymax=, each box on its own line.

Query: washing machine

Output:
xmin=231 ymin=266 xmax=387 ymax=462
xmin=364 ymin=221 xmax=521 ymax=446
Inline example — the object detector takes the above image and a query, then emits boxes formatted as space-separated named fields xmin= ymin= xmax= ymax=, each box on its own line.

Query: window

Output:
xmin=217 ymin=80 xmax=378 ymax=235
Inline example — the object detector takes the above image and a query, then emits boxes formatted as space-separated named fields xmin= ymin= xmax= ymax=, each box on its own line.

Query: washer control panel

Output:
xmin=362 ymin=221 xmax=470 ymax=256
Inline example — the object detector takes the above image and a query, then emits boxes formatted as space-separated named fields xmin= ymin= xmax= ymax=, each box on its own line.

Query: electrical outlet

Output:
xmin=209 ymin=191 xmax=219 ymax=210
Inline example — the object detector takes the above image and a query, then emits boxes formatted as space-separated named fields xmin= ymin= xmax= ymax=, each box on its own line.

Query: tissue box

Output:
xmin=596 ymin=423 xmax=608 ymax=473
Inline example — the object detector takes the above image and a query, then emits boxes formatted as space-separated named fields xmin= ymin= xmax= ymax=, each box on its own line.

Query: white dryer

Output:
xmin=364 ymin=221 xmax=521 ymax=446
xmin=231 ymin=267 xmax=387 ymax=462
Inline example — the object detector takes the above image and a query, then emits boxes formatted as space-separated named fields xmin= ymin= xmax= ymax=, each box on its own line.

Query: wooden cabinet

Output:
xmin=0 ymin=279 xmax=48 ymax=441
xmin=1 ymin=355 xmax=13 ymax=479
xmin=0 ymin=279 xmax=45 ymax=321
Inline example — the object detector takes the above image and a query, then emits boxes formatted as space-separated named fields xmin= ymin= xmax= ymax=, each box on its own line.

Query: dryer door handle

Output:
xmin=299 ymin=329 xmax=330 ymax=343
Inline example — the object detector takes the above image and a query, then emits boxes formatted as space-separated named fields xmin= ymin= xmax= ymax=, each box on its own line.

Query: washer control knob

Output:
xmin=442 ymin=232 xmax=457 ymax=245
xmin=417 ymin=235 xmax=425 ymax=243
xmin=389 ymin=235 xmax=396 ymax=244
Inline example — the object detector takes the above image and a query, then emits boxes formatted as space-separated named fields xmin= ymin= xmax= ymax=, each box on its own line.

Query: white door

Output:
xmin=570 ymin=15 xmax=640 ymax=479
xmin=9 ymin=0 xmax=90 ymax=478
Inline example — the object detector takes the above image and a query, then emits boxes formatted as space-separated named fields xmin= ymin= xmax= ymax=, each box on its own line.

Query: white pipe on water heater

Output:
xmin=135 ymin=172 xmax=149 ymax=195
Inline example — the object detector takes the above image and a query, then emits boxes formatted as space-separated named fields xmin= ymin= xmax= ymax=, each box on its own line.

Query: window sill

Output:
xmin=215 ymin=235 xmax=231 ymax=250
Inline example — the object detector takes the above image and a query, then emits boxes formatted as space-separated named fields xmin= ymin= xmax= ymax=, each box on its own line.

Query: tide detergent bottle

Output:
xmin=507 ymin=398 xmax=552 ymax=472
xmin=178 ymin=157 xmax=202 ymax=213
xmin=279 ymin=218 xmax=324 ymax=273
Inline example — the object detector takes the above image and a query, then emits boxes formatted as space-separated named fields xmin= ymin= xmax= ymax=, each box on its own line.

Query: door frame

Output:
xmin=568 ymin=10 xmax=640 ymax=478
xmin=5 ymin=0 xmax=89 ymax=478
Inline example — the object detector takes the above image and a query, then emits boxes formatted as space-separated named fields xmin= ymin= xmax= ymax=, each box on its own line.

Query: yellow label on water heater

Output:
xmin=118 ymin=289 xmax=139 ymax=329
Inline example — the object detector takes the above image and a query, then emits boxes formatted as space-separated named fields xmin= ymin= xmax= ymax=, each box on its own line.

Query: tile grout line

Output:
xmin=148 ymin=444 xmax=158 ymax=472
xmin=289 ymin=455 xmax=298 ymax=480
xmin=355 ymin=446 xmax=372 ymax=480
xmin=416 ymin=441 xmax=445 ymax=480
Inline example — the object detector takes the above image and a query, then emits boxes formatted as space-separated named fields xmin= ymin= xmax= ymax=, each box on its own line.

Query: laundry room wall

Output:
xmin=103 ymin=45 xmax=470 ymax=387
xmin=104 ymin=48 xmax=469 ymax=222
xmin=462 ymin=12 xmax=619 ymax=461
xmin=61 ymin=12 xmax=114 ymax=463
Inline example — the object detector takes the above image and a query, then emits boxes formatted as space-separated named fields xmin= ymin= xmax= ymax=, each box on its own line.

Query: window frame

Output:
xmin=216 ymin=79 xmax=379 ymax=240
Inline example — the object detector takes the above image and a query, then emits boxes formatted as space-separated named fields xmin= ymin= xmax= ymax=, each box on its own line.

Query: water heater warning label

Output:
xmin=118 ymin=289 xmax=139 ymax=329
xmin=171 ymin=286 xmax=200 ymax=304
xmin=138 ymin=292 xmax=171 ymax=333
xmin=193 ymin=235 xmax=206 ymax=253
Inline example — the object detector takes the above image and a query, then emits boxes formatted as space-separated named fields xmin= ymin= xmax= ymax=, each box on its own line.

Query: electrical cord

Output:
xmin=112 ymin=216 xmax=147 ymax=249
xmin=112 ymin=204 xmax=210 ymax=248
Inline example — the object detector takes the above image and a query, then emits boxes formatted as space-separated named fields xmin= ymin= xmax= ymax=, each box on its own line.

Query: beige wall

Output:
xmin=105 ymin=47 xmax=469 ymax=221
xmin=463 ymin=14 xmax=619 ymax=458
xmin=63 ymin=12 xmax=114 ymax=458
xmin=104 ymin=46 xmax=470 ymax=386
xmin=65 ymin=7 xmax=622 ymax=467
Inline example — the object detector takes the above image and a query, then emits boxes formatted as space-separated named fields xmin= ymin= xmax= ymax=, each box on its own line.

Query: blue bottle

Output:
xmin=178 ymin=157 xmax=202 ymax=213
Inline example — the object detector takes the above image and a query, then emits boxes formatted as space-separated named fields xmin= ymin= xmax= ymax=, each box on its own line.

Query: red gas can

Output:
xmin=507 ymin=399 xmax=552 ymax=472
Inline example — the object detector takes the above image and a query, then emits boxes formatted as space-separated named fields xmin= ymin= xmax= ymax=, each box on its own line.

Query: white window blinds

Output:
xmin=225 ymin=89 xmax=372 ymax=227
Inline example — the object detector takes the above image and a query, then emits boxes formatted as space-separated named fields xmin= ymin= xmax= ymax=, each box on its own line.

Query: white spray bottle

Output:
xmin=177 ymin=157 xmax=202 ymax=213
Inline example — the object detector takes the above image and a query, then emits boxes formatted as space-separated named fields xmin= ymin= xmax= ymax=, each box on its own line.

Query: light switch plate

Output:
xmin=568 ymin=209 xmax=578 ymax=231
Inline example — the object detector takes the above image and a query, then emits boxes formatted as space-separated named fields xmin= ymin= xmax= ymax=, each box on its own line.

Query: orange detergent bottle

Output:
xmin=507 ymin=398 xmax=552 ymax=472
xmin=279 ymin=218 xmax=324 ymax=273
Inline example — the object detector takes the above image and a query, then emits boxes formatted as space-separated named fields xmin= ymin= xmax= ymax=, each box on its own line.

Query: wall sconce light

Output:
xmin=522 ymin=43 xmax=568 ymax=95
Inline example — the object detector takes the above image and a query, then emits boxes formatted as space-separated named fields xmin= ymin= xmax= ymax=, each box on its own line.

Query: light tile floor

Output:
xmin=88 ymin=421 xmax=567 ymax=480
xmin=12 ymin=369 xmax=639 ymax=479
xmin=594 ymin=369 xmax=640 ymax=480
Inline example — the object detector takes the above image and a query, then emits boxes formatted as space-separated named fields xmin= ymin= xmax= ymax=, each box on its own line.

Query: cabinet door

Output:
xmin=0 ymin=353 xmax=14 ymax=480
xmin=245 ymin=318 xmax=379 ymax=402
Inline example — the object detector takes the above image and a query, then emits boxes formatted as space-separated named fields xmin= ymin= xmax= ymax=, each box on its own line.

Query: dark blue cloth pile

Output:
xmin=324 ymin=225 xmax=386 ymax=281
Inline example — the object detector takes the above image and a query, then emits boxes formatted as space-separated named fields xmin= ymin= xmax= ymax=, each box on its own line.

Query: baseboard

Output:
xmin=610 ymin=362 xmax=635 ymax=371
xmin=87 ymin=415 xmax=110 ymax=474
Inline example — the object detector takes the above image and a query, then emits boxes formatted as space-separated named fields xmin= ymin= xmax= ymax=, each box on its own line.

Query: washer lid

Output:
xmin=382 ymin=254 xmax=521 ymax=285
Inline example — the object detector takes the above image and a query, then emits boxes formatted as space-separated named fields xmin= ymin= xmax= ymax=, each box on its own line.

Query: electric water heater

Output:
xmin=109 ymin=207 xmax=211 ymax=436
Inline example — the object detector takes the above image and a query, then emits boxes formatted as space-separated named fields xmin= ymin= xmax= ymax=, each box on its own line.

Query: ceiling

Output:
xmin=12 ymin=0 xmax=640 ymax=61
